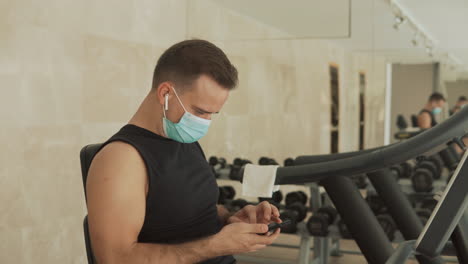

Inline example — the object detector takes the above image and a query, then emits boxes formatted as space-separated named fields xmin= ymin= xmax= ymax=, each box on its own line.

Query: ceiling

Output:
xmin=215 ymin=0 xmax=468 ymax=74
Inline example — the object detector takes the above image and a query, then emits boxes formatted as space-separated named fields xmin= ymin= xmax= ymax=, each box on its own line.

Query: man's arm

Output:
xmin=86 ymin=142 xmax=219 ymax=264
xmin=87 ymin=142 xmax=279 ymax=264
xmin=418 ymin=112 xmax=431 ymax=129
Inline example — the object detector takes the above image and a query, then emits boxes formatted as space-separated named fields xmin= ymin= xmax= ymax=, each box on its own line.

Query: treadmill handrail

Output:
xmin=275 ymin=107 xmax=468 ymax=185
xmin=294 ymin=144 xmax=396 ymax=165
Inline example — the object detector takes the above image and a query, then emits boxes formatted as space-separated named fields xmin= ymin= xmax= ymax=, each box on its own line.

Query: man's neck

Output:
xmin=129 ymin=92 xmax=166 ymax=137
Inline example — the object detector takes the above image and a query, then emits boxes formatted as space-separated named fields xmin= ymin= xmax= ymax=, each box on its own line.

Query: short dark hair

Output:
xmin=458 ymin=96 xmax=467 ymax=101
xmin=428 ymin=92 xmax=446 ymax=102
xmin=152 ymin=39 xmax=238 ymax=91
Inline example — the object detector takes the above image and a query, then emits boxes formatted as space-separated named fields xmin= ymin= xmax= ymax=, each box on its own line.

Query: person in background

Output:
xmin=417 ymin=92 xmax=446 ymax=129
xmin=450 ymin=96 xmax=467 ymax=115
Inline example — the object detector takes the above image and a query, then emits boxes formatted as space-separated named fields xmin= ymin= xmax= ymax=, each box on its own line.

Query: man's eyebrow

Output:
xmin=193 ymin=106 xmax=219 ymax=114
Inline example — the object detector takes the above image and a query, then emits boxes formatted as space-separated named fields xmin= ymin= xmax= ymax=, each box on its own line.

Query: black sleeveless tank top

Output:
xmin=101 ymin=124 xmax=235 ymax=264
xmin=419 ymin=109 xmax=437 ymax=127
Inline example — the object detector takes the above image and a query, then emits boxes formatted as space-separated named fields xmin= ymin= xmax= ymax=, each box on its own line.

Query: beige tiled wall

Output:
xmin=0 ymin=0 xmax=387 ymax=263
xmin=192 ymin=0 xmax=388 ymax=160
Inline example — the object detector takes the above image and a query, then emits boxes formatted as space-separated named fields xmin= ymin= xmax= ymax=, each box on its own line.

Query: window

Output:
xmin=359 ymin=72 xmax=366 ymax=150
xmin=330 ymin=65 xmax=340 ymax=153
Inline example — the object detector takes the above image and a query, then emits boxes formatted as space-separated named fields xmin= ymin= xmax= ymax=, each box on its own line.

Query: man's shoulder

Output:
xmin=90 ymin=141 xmax=146 ymax=177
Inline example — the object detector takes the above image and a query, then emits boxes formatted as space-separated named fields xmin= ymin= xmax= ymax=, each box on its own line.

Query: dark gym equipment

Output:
xmin=228 ymin=199 xmax=249 ymax=212
xmin=390 ymin=161 xmax=413 ymax=179
xmin=285 ymin=191 xmax=308 ymax=206
xmin=376 ymin=214 xmax=397 ymax=242
xmin=244 ymin=109 xmax=468 ymax=264
xmin=367 ymin=168 xmax=445 ymax=264
xmin=279 ymin=202 xmax=308 ymax=234
xmin=258 ymin=156 xmax=279 ymax=165
xmin=337 ymin=219 xmax=352 ymax=239
xmin=411 ymin=114 xmax=418 ymax=127
xmin=258 ymin=190 xmax=283 ymax=206
xmin=306 ymin=206 xmax=338 ymax=236
xmin=417 ymin=160 xmax=440 ymax=179
xmin=229 ymin=158 xmax=252 ymax=181
xmin=216 ymin=186 xmax=249 ymax=212
xmin=411 ymin=167 xmax=434 ymax=192
xmin=221 ymin=198 xmax=249 ymax=213
xmin=439 ymin=143 xmax=461 ymax=171
xmin=410 ymin=156 xmax=443 ymax=193
xmin=321 ymin=176 xmax=394 ymax=264
xmin=208 ymin=156 xmax=227 ymax=178
xmin=396 ymin=114 xmax=408 ymax=130
xmin=351 ymin=174 xmax=367 ymax=189
xmin=218 ymin=185 xmax=236 ymax=204
xmin=365 ymin=192 xmax=387 ymax=214
xmin=284 ymin=157 xmax=294 ymax=167
xmin=427 ymin=155 xmax=443 ymax=178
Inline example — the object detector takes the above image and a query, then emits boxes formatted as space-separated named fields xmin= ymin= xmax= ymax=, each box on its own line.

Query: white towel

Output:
xmin=242 ymin=164 xmax=280 ymax=198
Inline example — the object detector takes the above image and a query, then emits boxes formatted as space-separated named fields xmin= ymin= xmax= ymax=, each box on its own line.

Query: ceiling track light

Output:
xmin=411 ymin=32 xmax=419 ymax=47
xmin=426 ymin=46 xmax=434 ymax=57
xmin=393 ymin=15 xmax=405 ymax=30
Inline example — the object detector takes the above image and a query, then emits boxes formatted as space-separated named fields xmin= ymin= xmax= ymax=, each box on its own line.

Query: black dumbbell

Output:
xmin=366 ymin=193 xmax=387 ymax=214
xmin=209 ymin=156 xmax=227 ymax=178
xmin=351 ymin=174 xmax=368 ymax=189
xmin=280 ymin=202 xmax=308 ymax=234
xmin=400 ymin=161 xmax=414 ymax=178
xmin=390 ymin=161 xmax=414 ymax=179
xmin=417 ymin=160 xmax=440 ymax=180
xmin=284 ymin=158 xmax=294 ymax=167
xmin=218 ymin=186 xmax=236 ymax=205
xmin=376 ymin=214 xmax=397 ymax=241
xmin=229 ymin=158 xmax=252 ymax=180
xmin=390 ymin=164 xmax=404 ymax=180
xmin=427 ymin=156 xmax=443 ymax=179
xmin=415 ymin=208 xmax=432 ymax=226
xmin=258 ymin=157 xmax=279 ymax=165
xmin=224 ymin=198 xmax=249 ymax=213
xmin=307 ymin=206 xmax=338 ymax=236
xmin=338 ymin=219 xmax=352 ymax=239
xmin=439 ymin=145 xmax=460 ymax=171
xmin=411 ymin=168 xmax=434 ymax=192
xmin=258 ymin=190 xmax=283 ymax=206
xmin=285 ymin=191 xmax=308 ymax=207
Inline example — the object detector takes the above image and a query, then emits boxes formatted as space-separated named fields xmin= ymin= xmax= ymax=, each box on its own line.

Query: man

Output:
xmin=450 ymin=96 xmax=467 ymax=115
xmin=86 ymin=40 xmax=281 ymax=264
xmin=417 ymin=92 xmax=446 ymax=129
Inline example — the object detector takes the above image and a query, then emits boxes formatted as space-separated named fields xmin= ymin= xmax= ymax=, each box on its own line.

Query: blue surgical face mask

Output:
xmin=162 ymin=87 xmax=211 ymax=143
xmin=432 ymin=107 xmax=442 ymax=115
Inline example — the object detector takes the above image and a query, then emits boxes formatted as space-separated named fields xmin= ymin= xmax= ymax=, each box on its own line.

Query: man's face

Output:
xmin=167 ymin=75 xmax=230 ymax=122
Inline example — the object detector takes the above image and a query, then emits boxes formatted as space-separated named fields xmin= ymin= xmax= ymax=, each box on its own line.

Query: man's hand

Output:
xmin=211 ymin=222 xmax=281 ymax=255
xmin=227 ymin=201 xmax=282 ymax=225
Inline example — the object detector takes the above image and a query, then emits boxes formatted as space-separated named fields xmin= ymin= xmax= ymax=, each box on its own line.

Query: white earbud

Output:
xmin=165 ymin=94 xmax=169 ymax=111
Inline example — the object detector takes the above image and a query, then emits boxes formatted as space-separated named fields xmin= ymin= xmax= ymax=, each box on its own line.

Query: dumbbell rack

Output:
xmin=234 ymin=183 xmax=341 ymax=264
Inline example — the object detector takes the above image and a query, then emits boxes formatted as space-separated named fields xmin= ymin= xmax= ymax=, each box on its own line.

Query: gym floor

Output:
xmin=236 ymin=234 xmax=418 ymax=264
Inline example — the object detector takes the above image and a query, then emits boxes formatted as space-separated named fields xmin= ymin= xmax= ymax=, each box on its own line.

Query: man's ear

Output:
xmin=156 ymin=82 xmax=172 ymax=106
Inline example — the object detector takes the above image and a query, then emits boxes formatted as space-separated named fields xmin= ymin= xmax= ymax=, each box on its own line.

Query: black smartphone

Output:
xmin=258 ymin=219 xmax=292 ymax=235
